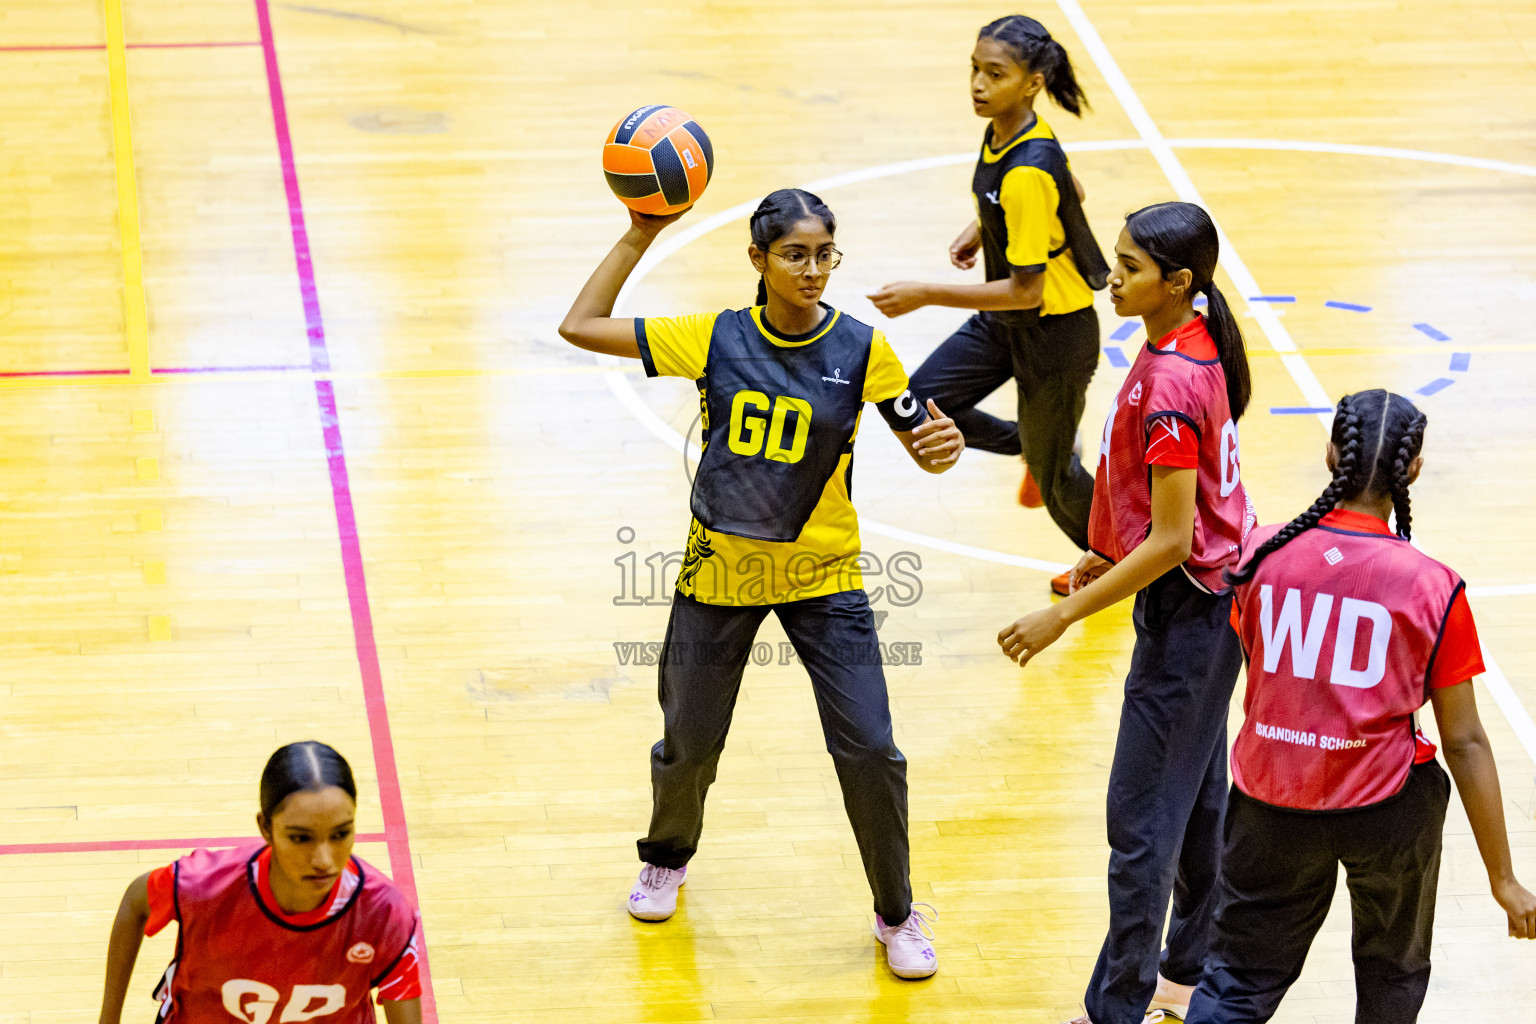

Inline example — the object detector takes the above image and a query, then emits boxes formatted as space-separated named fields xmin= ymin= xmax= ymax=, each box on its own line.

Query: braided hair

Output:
xmin=1225 ymin=390 xmax=1428 ymax=585
xmin=748 ymin=188 xmax=835 ymax=306
xmin=978 ymin=15 xmax=1089 ymax=116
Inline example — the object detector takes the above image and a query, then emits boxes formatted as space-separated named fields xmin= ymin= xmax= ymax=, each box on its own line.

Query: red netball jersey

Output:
xmin=1088 ymin=316 xmax=1254 ymax=592
xmin=145 ymin=844 xmax=421 ymax=1023
xmin=1230 ymin=509 xmax=1484 ymax=810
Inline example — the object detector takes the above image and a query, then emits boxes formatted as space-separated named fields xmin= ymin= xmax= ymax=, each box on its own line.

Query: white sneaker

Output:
xmin=627 ymin=863 xmax=686 ymax=921
xmin=872 ymin=903 xmax=938 ymax=978
xmin=1061 ymin=1010 xmax=1162 ymax=1024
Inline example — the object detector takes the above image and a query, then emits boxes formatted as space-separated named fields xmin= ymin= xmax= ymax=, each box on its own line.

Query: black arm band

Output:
xmin=876 ymin=388 xmax=928 ymax=431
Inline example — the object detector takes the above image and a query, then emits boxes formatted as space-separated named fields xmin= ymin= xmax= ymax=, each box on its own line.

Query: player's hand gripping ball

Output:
xmin=603 ymin=105 xmax=713 ymax=215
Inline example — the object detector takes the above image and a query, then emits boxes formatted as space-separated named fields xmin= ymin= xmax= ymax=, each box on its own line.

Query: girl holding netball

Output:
xmin=997 ymin=202 xmax=1252 ymax=1024
xmin=1184 ymin=390 xmax=1535 ymax=1024
xmin=99 ymin=742 xmax=423 ymax=1024
xmin=559 ymin=189 xmax=964 ymax=979
xmin=870 ymin=14 xmax=1109 ymax=595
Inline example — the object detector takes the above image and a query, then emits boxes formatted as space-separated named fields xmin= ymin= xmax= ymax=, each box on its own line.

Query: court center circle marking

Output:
xmin=602 ymin=136 xmax=1536 ymax=591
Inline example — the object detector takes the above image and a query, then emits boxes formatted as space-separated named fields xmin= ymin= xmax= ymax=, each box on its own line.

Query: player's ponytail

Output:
xmin=1125 ymin=201 xmax=1251 ymax=419
xmin=259 ymin=740 xmax=358 ymax=821
xmin=978 ymin=15 xmax=1089 ymax=117
xmin=1225 ymin=390 xmax=1428 ymax=586
xmin=1200 ymin=282 xmax=1251 ymax=421
xmin=748 ymin=188 xmax=836 ymax=307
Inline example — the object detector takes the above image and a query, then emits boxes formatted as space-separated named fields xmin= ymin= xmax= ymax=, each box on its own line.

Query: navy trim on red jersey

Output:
xmin=1146 ymin=344 xmax=1219 ymax=366
xmin=171 ymin=860 xmax=185 ymax=961
xmin=1144 ymin=409 xmax=1202 ymax=439
xmin=369 ymin=915 xmax=419 ymax=989
xmin=632 ymin=319 xmax=659 ymax=378
xmin=1088 ymin=546 xmax=1117 ymax=565
xmin=1422 ymin=579 xmax=1467 ymax=703
xmin=1313 ymin=524 xmax=1409 ymax=542
xmin=243 ymin=849 xmax=367 ymax=933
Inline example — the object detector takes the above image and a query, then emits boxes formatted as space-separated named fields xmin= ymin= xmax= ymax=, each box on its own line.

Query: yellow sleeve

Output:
xmin=999 ymin=165 xmax=1059 ymax=271
xmin=862 ymin=331 xmax=910 ymax=403
xmin=635 ymin=312 xmax=716 ymax=379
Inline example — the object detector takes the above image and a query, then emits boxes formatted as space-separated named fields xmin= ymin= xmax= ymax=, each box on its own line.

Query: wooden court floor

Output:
xmin=2 ymin=0 xmax=1534 ymax=1021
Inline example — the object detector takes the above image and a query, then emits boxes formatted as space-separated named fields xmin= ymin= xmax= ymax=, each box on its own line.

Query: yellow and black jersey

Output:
xmin=635 ymin=305 xmax=921 ymax=606
xmin=972 ymin=113 xmax=1108 ymax=316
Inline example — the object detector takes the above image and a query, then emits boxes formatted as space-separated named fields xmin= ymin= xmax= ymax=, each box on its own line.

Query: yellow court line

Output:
xmin=103 ymin=0 xmax=150 ymax=380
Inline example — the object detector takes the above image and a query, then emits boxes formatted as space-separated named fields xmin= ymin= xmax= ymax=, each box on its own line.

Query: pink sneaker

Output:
xmin=872 ymin=903 xmax=938 ymax=978
xmin=627 ymin=864 xmax=686 ymax=921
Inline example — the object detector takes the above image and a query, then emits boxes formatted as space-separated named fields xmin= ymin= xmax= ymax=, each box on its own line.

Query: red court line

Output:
xmin=255 ymin=2 xmax=436 ymax=1019
xmin=0 ymin=42 xmax=258 ymax=53
xmin=0 ymin=44 xmax=102 ymax=52
xmin=0 ymin=833 xmax=387 ymax=856
xmin=0 ymin=368 xmax=130 ymax=378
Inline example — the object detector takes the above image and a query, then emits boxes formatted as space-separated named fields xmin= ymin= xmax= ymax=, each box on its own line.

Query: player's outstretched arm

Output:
xmin=381 ymin=999 xmax=424 ymax=1024
xmin=998 ymin=465 xmax=1196 ymax=668
xmin=558 ymin=208 xmax=690 ymax=357
xmin=99 ymin=872 xmax=151 ymax=1024
xmin=868 ymin=265 xmax=1043 ymax=319
xmin=1431 ymin=681 xmax=1536 ymax=938
xmin=893 ymin=399 xmax=964 ymax=474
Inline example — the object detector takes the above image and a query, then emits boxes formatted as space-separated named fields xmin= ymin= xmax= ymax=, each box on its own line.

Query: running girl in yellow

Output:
xmin=870 ymin=14 xmax=1109 ymax=595
xmin=560 ymin=188 xmax=964 ymax=979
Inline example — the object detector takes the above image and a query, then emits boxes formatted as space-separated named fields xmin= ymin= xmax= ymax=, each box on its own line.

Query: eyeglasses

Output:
xmin=766 ymin=246 xmax=843 ymax=274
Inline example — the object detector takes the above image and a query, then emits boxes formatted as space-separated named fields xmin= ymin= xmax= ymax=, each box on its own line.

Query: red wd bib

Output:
xmin=1230 ymin=515 xmax=1466 ymax=810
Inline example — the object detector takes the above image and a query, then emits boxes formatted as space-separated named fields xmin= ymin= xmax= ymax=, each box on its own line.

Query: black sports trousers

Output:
xmin=907 ymin=305 xmax=1099 ymax=549
xmin=636 ymin=589 xmax=914 ymax=926
xmin=1084 ymin=567 xmax=1245 ymax=1024
xmin=1186 ymin=760 xmax=1451 ymax=1024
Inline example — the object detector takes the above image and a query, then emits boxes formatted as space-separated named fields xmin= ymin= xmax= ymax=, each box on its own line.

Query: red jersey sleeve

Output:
xmin=144 ymin=864 xmax=177 ymax=936
xmin=1144 ymin=415 xmax=1200 ymax=468
xmin=1428 ymin=588 xmax=1484 ymax=690
xmin=373 ymin=926 xmax=424 ymax=1003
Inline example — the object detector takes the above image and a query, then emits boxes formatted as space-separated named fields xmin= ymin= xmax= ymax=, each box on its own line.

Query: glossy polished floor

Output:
xmin=2 ymin=1 xmax=1534 ymax=1021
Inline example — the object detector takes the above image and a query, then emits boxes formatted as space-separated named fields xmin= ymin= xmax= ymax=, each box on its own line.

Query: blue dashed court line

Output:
xmin=1417 ymin=378 xmax=1454 ymax=396
xmin=1105 ymin=291 xmax=1484 ymax=410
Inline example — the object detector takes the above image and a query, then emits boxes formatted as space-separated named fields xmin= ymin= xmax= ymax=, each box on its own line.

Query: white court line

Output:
xmin=1468 ymin=583 xmax=1536 ymax=599
xmin=1051 ymin=0 xmax=1333 ymax=428
xmin=1052 ymin=0 xmax=1536 ymax=767
xmin=1171 ymin=137 xmax=1536 ymax=179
